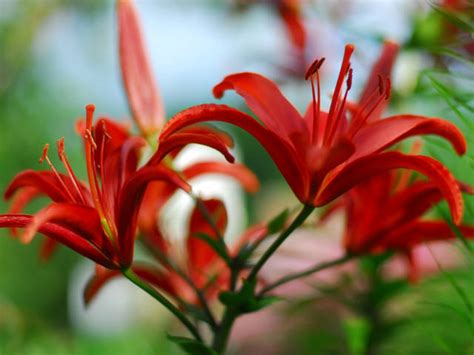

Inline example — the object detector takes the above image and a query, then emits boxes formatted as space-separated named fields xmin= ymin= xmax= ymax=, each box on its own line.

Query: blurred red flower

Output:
xmin=0 ymin=105 xmax=190 ymax=269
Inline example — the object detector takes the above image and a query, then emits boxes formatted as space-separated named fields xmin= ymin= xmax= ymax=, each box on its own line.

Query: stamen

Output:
xmin=84 ymin=130 xmax=98 ymax=150
xmin=327 ymin=67 xmax=353 ymax=144
xmin=305 ymin=57 xmax=325 ymax=80
xmin=306 ymin=58 xmax=325 ymax=144
xmin=39 ymin=144 xmax=50 ymax=164
xmin=86 ymin=104 xmax=95 ymax=131
xmin=324 ymin=44 xmax=354 ymax=146
xmin=98 ymin=121 xmax=117 ymax=236
xmin=83 ymin=105 xmax=114 ymax=240
xmin=39 ymin=143 xmax=76 ymax=202
xmin=56 ymin=137 xmax=87 ymax=204
xmin=348 ymin=74 xmax=388 ymax=137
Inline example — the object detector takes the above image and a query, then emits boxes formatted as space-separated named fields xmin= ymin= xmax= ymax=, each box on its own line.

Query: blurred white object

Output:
xmin=68 ymin=261 xmax=138 ymax=335
xmin=68 ymin=145 xmax=248 ymax=334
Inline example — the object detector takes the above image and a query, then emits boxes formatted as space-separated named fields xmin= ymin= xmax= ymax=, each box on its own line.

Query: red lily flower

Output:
xmin=84 ymin=198 xmax=268 ymax=305
xmin=341 ymin=151 xmax=474 ymax=281
xmin=0 ymin=105 xmax=190 ymax=269
xmin=157 ymin=42 xmax=466 ymax=223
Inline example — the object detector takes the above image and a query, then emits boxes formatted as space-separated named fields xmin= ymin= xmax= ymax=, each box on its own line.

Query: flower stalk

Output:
xmin=122 ymin=268 xmax=203 ymax=342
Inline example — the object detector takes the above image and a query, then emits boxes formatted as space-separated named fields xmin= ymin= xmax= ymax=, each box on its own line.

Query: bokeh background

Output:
xmin=0 ymin=0 xmax=473 ymax=354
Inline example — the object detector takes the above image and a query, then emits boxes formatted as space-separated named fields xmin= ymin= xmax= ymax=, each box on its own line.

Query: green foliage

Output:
xmin=167 ymin=335 xmax=216 ymax=355
xmin=193 ymin=233 xmax=231 ymax=266
xmin=267 ymin=208 xmax=289 ymax=234
xmin=219 ymin=278 xmax=281 ymax=313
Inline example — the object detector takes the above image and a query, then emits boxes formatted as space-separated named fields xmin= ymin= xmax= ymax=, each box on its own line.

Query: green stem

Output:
xmin=212 ymin=308 xmax=238 ymax=353
xmin=122 ymin=268 xmax=202 ymax=342
xmin=247 ymin=204 xmax=315 ymax=281
xmin=259 ymin=254 xmax=353 ymax=295
xmin=140 ymin=238 xmax=217 ymax=329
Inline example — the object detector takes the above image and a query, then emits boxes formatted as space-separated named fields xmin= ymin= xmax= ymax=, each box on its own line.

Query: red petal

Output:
xmin=39 ymin=237 xmax=59 ymax=261
xmin=5 ymin=170 xmax=76 ymax=202
xmin=277 ymin=0 xmax=306 ymax=50
xmin=151 ymin=132 xmax=235 ymax=166
xmin=307 ymin=137 xmax=355 ymax=180
xmin=138 ymin=181 xmax=175 ymax=255
xmin=358 ymin=41 xmax=399 ymax=121
xmin=232 ymin=224 xmax=268 ymax=255
xmin=84 ymin=268 xmax=121 ymax=305
xmin=118 ymin=0 xmax=164 ymax=134
xmin=352 ymin=115 xmax=466 ymax=159
xmin=161 ymin=104 xmax=308 ymax=202
xmin=100 ymin=135 xmax=146 ymax=220
xmin=317 ymin=152 xmax=463 ymax=224
xmin=384 ymin=181 xmax=444 ymax=224
xmin=382 ymin=221 xmax=474 ymax=249
xmin=7 ymin=186 xmax=41 ymax=237
xmin=183 ymin=161 xmax=259 ymax=193
xmin=0 ymin=214 xmax=115 ymax=268
xmin=133 ymin=265 xmax=177 ymax=297
xmin=117 ymin=166 xmax=191 ymax=267
xmin=187 ymin=199 xmax=227 ymax=286
xmin=20 ymin=203 xmax=114 ymax=256
xmin=212 ymin=73 xmax=306 ymax=142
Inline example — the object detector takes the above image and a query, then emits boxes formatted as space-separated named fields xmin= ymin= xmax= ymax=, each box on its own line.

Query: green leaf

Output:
xmin=167 ymin=335 xmax=216 ymax=355
xmin=219 ymin=279 xmax=280 ymax=313
xmin=194 ymin=232 xmax=231 ymax=265
xmin=267 ymin=208 xmax=289 ymax=234
xmin=246 ymin=295 xmax=282 ymax=312
xmin=183 ymin=303 xmax=214 ymax=326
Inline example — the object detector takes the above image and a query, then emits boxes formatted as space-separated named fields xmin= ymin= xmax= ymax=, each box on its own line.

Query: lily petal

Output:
xmin=0 ymin=214 xmax=115 ymax=268
xmin=151 ymin=132 xmax=235 ymax=166
xmin=183 ymin=161 xmax=259 ymax=193
xmin=83 ymin=264 xmax=176 ymax=305
xmin=277 ymin=0 xmax=306 ymax=51
xmin=213 ymin=73 xmax=306 ymax=141
xmin=382 ymin=221 xmax=474 ymax=249
xmin=5 ymin=170 xmax=77 ymax=202
xmin=352 ymin=115 xmax=466 ymax=159
xmin=21 ymin=203 xmax=113 ymax=255
xmin=187 ymin=199 xmax=227 ymax=286
xmin=161 ymin=104 xmax=308 ymax=201
xmin=118 ymin=0 xmax=164 ymax=134
xmin=117 ymin=166 xmax=191 ymax=267
xmin=317 ymin=152 xmax=463 ymax=224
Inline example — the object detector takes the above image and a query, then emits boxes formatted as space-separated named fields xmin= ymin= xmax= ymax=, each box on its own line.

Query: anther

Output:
xmin=305 ymin=57 xmax=325 ymax=80
xmin=384 ymin=78 xmax=391 ymax=100
xmin=377 ymin=74 xmax=384 ymax=95
xmin=39 ymin=144 xmax=50 ymax=164
xmin=346 ymin=68 xmax=353 ymax=91
xmin=86 ymin=104 xmax=95 ymax=130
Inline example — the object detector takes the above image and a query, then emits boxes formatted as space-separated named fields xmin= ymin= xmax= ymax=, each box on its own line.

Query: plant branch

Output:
xmin=122 ymin=268 xmax=203 ymax=341
xmin=259 ymin=253 xmax=354 ymax=295
xmin=247 ymin=204 xmax=315 ymax=281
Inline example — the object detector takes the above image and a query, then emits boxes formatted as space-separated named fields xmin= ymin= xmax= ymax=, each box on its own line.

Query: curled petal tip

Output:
xmin=212 ymin=81 xmax=228 ymax=99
